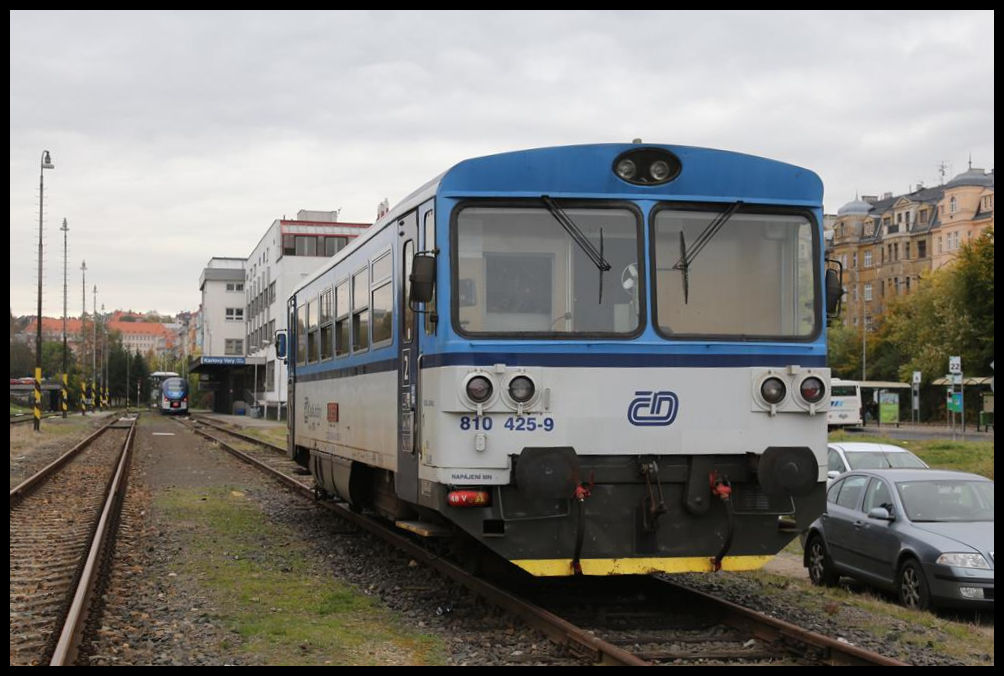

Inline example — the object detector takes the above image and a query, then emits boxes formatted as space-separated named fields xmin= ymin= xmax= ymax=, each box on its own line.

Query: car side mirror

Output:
xmin=867 ymin=507 xmax=893 ymax=521
xmin=827 ymin=470 xmax=841 ymax=480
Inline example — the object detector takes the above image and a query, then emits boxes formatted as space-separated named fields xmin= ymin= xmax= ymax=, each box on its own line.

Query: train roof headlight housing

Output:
xmin=799 ymin=376 xmax=826 ymax=404
xmin=760 ymin=377 xmax=787 ymax=405
xmin=508 ymin=375 xmax=535 ymax=404
xmin=465 ymin=375 xmax=494 ymax=404
xmin=612 ymin=148 xmax=681 ymax=186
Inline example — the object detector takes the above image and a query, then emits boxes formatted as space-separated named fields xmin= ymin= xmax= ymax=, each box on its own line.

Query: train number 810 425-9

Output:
xmin=458 ymin=415 xmax=555 ymax=432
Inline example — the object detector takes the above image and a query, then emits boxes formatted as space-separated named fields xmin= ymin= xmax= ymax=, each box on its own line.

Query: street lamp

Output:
xmin=34 ymin=150 xmax=55 ymax=432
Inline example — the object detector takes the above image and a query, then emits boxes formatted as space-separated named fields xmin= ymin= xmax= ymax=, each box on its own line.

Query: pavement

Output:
xmin=842 ymin=422 xmax=993 ymax=442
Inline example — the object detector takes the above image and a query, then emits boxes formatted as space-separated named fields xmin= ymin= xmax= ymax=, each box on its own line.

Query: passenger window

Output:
xmin=295 ymin=305 xmax=307 ymax=366
xmin=352 ymin=269 xmax=369 ymax=352
xmin=372 ymin=252 xmax=393 ymax=346
xmin=335 ymin=282 xmax=349 ymax=357
xmin=319 ymin=288 xmax=334 ymax=361
xmin=307 ymin=298 xmax=320 ymax=363
xmin=834 ymin=475 xmax=869 ymax=511
xmin=863 ymin=479 xmax=893 ymax=513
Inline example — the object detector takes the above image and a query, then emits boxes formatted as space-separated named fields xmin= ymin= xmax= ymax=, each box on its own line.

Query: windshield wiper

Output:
xmin=542 ymin=196 xmax=612 ymax=273
xmin=542 ymin=196 xmax=612 ymax=304
xmin=672 ymin=200 xmax=743 ymax=304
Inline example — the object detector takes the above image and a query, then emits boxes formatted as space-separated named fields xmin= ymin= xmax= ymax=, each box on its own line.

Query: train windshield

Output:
xmin=652 ymin=208 xmax=817 ymax=339
xmin=162 ymin=378 xmax=187 ymax=396
xmin=455 ymin=205 xmax=641 ymax=335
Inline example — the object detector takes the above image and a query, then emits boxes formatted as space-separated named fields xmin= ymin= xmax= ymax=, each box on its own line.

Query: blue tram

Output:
xmin=286 ymin=143 xmax=840 ymax=576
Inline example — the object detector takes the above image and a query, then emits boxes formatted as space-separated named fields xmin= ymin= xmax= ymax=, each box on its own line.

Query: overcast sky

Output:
xmin=10 ymin=10 xmax=995 ymax=318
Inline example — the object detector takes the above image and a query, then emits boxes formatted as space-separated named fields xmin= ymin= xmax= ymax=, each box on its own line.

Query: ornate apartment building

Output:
xmin=827 ymin=166 xmax=994 ymax=330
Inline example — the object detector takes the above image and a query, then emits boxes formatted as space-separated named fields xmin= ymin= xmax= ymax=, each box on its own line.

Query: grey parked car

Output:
xmin=804 ymin=468 xmax=994 ymax=611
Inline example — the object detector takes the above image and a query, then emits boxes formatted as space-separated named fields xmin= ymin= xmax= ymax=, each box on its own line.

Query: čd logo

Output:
xmin=628 ymin=390 xmax=679 ymax=426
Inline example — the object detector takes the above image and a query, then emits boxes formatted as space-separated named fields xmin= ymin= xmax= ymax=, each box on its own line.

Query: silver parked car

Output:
xmin=804 ymin=468 xmax=994 ymax=610
xmin=826 ymin=442 xmax=927 ymax=486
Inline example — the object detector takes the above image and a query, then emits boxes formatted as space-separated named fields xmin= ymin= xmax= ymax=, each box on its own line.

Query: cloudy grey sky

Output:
xmin=10 ymin=10 xmax=994 ymax=317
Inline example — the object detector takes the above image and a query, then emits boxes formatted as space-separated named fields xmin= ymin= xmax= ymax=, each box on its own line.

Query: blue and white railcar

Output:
xmin=158 ymin=376 xmax=189 ymax=415
xmin=288 ymin=143 xmax=838 ymax=576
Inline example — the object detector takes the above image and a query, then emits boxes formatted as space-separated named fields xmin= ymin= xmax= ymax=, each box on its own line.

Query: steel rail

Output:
xmin=49 ymin=415 xmax=138 ymax=666
xmin=189 ymin=413 xmax=286 ymax=453
xmin=658 ymin=579 xmax=908 ymax=666
xmin=10 ymin=414 xmax=121 ymax=509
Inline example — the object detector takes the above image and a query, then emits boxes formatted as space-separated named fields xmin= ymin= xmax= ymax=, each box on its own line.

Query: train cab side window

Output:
xmin=424 ymin=210 xmax=437 ymax=335
xmin=335 ymin=282 xmax=349 ymax=357
xmin=307 ymin=298 xmax=320 ymax=363
xmin=371 ymin=251 xmax=393 ymax=346
xmin=403 ymin=240 xmax=415 ymax=341
xmin=319 ymin=288 xmax=334 ymax=361
xmin=296 ymin=305 xmax=307 ymax=366
xmin=352 ymin=269 xmax=370 ymax=352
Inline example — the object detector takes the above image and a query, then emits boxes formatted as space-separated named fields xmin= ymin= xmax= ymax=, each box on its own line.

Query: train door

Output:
xmin=286 ymin=295 xmax=299 ymax=462
xmin=396 ymin=210 xmax=421 ymax=502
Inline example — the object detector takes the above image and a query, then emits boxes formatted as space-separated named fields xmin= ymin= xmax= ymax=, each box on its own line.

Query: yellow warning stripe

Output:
xmin=511 ymin=554 xmax=774 ymax=577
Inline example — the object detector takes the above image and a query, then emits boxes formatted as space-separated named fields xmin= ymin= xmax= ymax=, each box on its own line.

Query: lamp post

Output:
xmin=93 ymin=284 xmax=98 ymax=411
xmin=80 ymin=260 xmax=87 ymax=414
xmin=61 ymin=218 xmax=69 ymax=418
xmin=34 ymin=150 xmax=55 ymax=432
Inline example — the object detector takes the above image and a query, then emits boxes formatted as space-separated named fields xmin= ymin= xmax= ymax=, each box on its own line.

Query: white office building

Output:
xmin=245 ymin=209 xmax=370 ymax=419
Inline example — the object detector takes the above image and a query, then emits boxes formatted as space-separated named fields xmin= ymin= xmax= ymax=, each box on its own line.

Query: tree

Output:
xmin=131 ymin=351 xmax=151 ymax=404
xmin=879 ymin=228 xmax=994 ymax=383
xmin=9 ymin=340 xmax=34 ymax=378
xmin=826 ymin=322 xmax=861 ymax=379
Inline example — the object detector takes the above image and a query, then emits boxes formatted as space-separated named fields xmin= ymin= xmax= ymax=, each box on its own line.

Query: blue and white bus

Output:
xmin=827 ymin=378 xmax=863 ymax=428
xmin=286 ymin=143 xmax=841 ymax=577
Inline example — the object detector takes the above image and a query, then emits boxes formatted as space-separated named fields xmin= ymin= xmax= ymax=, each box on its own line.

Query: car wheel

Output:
xmin=806 ymin=535 xmax=838 ymax=587
xmin=898 ymin=559 xmax=931 ymax=610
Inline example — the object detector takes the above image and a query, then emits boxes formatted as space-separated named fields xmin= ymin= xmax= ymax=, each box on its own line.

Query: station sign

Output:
xmin=201 ymin=356 xmax=247 ymax=365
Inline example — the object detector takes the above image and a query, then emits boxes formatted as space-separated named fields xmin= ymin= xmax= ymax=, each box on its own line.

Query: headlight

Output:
xmin=936 ymin=553 xmax=991 ymax=569
xmin=650 ymin=160 xmax=671 ymax=182
xmin=615 ymin=158 xmax=637 ymax=181
xmin=508 ymin=375 xmax=535 ymax=403
xmin=799 ymin=376 xmax=826 ymax=404
xmin=760 ymin=377 xmax=787 ymax=405
xmin=466 ymin=375 xmax=494 ymax=404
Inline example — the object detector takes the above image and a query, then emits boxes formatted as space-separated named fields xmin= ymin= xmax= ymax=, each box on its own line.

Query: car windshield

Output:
xmin=846 ymin=451 xmax=926 ymax=470
xmin=652 ymin=208 xmax=817 ymax=338
xmin=896 ymin=480 xmax=994 ymax=522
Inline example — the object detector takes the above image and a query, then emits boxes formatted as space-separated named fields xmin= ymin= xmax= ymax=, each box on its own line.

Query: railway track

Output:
xmin=182 ymin=414 xmax=906 ymax=667
xmin=9 ymin=414 xmax=138 ymax=666
xmin=10 ymin=412 xmax=63 ymax=426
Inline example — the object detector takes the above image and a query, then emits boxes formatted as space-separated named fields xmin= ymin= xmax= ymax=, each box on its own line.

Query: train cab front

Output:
xmin=422 ymin=361 xmax=829 ymax=577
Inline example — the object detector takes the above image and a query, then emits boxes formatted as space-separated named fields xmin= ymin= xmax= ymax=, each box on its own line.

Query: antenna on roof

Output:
xmin=937 ymin=161 xmax=949 ymax=185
